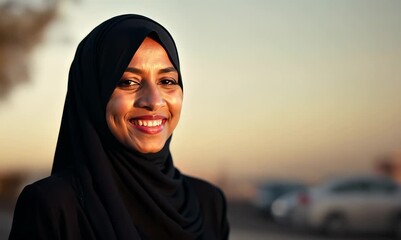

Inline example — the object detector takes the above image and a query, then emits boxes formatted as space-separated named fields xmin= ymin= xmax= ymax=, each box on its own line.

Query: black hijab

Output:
xmin=52 ymin=14 xmax=203 ymax=239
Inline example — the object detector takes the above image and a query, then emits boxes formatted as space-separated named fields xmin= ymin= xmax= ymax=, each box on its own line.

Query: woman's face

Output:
xmin=106 ymin=37 xmax=183 ymax=153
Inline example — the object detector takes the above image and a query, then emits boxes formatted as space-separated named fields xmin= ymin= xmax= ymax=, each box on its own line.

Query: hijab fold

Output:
xmin=52 ymin=14 xmax=203 ymax=240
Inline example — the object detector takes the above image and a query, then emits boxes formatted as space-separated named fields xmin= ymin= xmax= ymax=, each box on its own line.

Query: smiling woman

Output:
xmin=106 ymin=37 xmax=183 ymax=153
xmin=9 ymin=14 xmax=229 ymax=240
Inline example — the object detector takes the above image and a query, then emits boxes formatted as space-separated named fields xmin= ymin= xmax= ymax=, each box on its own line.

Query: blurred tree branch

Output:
xmin=0 ymin=0 xmax=59 ymax=99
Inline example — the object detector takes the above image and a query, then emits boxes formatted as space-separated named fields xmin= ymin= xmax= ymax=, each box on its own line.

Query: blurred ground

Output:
xmin=0 ymin=200 xmax=396 ymax=240
xmin=0 ymin=206 xmax=13 ymax=239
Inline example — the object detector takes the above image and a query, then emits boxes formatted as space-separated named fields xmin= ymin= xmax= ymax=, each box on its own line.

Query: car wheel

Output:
xmin=323 ymin=214 xmax=347 ymax=237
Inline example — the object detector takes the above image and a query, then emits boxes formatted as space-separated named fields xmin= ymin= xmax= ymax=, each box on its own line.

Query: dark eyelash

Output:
xmin=117 ymin=79 xmax=139 ymax=87
xmin=160 ymin=79 xmax=178 ymax=85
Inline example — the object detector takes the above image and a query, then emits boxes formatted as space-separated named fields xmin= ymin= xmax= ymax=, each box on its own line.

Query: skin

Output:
xmin=106 ymin=37 xmax=183 ymax=153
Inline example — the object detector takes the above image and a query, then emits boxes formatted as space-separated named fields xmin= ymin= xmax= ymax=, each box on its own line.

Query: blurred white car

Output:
xmin=275 ymin=175 xmax=401 ymax=237
xmin=251 ymin=180 xmax=305 ymax=217
xmin=271 ymin=191 xmax=302 ymax=224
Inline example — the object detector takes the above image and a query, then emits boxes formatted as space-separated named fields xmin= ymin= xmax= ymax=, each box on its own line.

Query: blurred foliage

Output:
xmin=0 ymin=0 xmax=59 ymax=99
xmin=0 ymin=171 xmax=26 ymax=206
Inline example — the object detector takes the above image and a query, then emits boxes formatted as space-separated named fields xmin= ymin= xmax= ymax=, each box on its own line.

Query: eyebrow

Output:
xmin=125 ymin=67 xmax=177 ymax=74
xmin=158 ymin=67 xmax=177 ymax=74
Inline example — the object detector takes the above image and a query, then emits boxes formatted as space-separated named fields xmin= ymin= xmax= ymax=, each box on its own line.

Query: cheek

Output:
xmin=168 ymin=90 xmax=183 ymax=114
xmin=167 ymin=91 xmax=183 ymax=130
xmin=106 ymin=94 xmax=131 ymax=120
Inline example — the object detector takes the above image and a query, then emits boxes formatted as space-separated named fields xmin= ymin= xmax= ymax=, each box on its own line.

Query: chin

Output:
xmin=129 ymin=142 xmax=164 ymax=154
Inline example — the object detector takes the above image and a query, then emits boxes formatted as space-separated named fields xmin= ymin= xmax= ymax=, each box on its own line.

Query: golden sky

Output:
xmin=1 ymin=0 xmax=401 ymax=182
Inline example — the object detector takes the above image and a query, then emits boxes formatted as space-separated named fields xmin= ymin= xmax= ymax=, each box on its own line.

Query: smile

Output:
xmin=128 ymin=116 xmax=167 ymax=134
xmin=131 ymin=119 xmax=163 ymax=127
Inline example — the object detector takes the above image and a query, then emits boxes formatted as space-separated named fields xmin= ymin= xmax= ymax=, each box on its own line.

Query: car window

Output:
xmin=370 ymin=179 xmax=398 ymax=193
xmin=331 ymin=178 xmax=399 ymax=194
xmin=331 ymin=181 xmax=368 ymax=193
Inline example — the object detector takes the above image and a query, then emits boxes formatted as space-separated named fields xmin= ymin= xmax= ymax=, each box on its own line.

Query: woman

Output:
xmin=9 ymin=14 xmax=229 ymax=240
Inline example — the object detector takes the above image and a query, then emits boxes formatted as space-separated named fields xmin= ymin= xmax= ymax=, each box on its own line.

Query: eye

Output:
xmin=159 ymin=79 xmax=178 ymax=86
xmin=117 ymin=79 xmax=140 ymax=88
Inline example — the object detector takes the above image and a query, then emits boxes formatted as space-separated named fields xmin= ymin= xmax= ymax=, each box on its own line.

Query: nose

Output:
xmin=134 ymin=83 xmax=165 ymax=111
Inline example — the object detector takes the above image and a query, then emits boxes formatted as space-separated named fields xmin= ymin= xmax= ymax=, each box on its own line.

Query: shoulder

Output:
xmin=184 ymin=175 xmax=230 ymax=239
xmin=185 ymin=176 xmax=223 ymax=196
xmin=19 ymin=171 xmax=79 ymax=207
xmin=12 ymin=171 xmax=81 ymax=224
xmin=184 ymin=175 xmax=226 ymax=207
xmin=9 ymin=172 xmax=83 ymax=239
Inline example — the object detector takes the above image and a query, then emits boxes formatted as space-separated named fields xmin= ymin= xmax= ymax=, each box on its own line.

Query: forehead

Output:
xmin=138 ymin=37 xmax=163 ymax=48
xmin=127 ymin=37 xmax=174 ymax=67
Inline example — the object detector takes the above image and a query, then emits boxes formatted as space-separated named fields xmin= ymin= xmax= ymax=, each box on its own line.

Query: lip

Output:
xmin=130 ymin=115 xmax=166 ymax=120
xmin=128 ymin=115 xmax=167 ymax=134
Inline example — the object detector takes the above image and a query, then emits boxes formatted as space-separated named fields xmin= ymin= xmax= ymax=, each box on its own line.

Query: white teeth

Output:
xmin=132 ymin=119 xmax=163 ymax=127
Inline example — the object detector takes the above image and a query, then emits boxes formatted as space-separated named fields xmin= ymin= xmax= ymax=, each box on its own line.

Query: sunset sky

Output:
xmin=1 ymin=0 xmax=401 ymax=182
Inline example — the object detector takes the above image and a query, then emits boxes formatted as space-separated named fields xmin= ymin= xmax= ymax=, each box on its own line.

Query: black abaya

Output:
xmin=9 ymin=14 xmax=229 ymax=240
